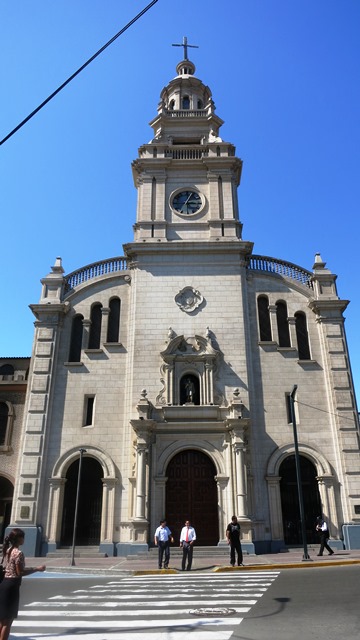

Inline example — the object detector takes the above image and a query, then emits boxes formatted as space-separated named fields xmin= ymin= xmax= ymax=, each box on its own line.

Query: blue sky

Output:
xmin=1 ymin=0 xmax=359 ymax=403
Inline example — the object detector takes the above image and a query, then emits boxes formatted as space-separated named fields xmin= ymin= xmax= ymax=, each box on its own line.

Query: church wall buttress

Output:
xmin=13 ymin=311 xmax=68 ymax=529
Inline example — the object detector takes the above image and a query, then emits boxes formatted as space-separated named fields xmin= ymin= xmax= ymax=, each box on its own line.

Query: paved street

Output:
xmin=12 ymin=571 xmax=280 ymax=639
xmin=233 ymin=565 xmax=360 ymax=640
xmin=11 ymin=565 xmax=360 ymax=639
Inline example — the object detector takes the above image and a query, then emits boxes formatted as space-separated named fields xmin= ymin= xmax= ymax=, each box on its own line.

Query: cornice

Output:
xmin=124 ymin=240 xmax=254 ymax=259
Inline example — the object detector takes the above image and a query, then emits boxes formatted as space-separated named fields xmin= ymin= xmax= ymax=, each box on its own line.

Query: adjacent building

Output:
xmin=0 ymin=358 xmax=30 ymax=542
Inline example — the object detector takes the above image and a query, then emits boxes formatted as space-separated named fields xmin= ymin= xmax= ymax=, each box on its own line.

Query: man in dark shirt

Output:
xmin=226 ymin=515 xmax=243 ymax=566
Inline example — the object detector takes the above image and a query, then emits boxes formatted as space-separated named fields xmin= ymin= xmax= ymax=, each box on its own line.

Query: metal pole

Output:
xmin=289 ymin=386 xmax=311 ymax=561
xmin=70 ymin=448 xmax=87 ymax=567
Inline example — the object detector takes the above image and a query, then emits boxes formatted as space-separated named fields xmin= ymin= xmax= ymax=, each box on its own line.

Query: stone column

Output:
xmin=266 ymin=475 xmax=284 ymax=541
xmin=317 ymin=474 xmax=338 ymax=537
xmin=100 ymin=477 xmax=117 ymax=541
xmin=135 ymin=446 xmax=147 ymax=520
xmin=153 ymin=476 xmax=167 ymax=533
xmin=234 ymin=440 xmax=247 ymax=517
xmin=288 ymin=317 xmax=297 ymax=349
xmin=81 ymin=319 xmax=91 ymax=350
xmin=154 ymin=173 xmax=166 ymax=222
xmin=226 ymin=422 xmax=248 ymax=518
xmin=208 ymin=172 xmax=221 ymax=219
xmin=269 ymin=304 xmax=279 ymax=343
xmin=131 ymin=420 xmax=155 ymax=522
xmin=100 ymin=307 xmax=110 ymax=346
xmin=46 ymin=477 xmax=66 ymax=550
xmin=204 ymin=362 xmax=214 ymax=405
xmin=165 ymin=364 xmax=174 ymax=405
xmin=215 ymin=474 xmax=229 ymax=543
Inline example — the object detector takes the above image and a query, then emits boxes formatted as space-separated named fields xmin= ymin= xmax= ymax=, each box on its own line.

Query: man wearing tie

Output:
xmin=179 ymin=519 xmax=196 ymax=571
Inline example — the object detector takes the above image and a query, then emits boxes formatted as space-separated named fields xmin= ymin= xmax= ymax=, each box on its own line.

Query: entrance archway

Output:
xmin=165 ymin=450 xmax=219 ymax=545
xmin=60 ymin=457 xmax=103 ymax=546
xmin=0 ymin=477 xmax=13 ymax=542
xmin=280 ymin=455 xmax=321 ymax=545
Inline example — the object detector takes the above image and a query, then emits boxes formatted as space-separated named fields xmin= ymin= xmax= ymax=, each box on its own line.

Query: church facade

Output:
xmin=6 ymin=53 xmax=360 ymax=556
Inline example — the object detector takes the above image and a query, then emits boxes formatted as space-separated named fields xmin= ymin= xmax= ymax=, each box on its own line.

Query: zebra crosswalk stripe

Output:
xmin=12 ymin=571 xmax=280 ymax=640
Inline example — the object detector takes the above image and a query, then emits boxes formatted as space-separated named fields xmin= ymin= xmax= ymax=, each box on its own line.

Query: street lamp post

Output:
xmin=70 ymin=447 xmax=87 ymax=567
xmin=289 ymin=385 xmax=311 ymax=561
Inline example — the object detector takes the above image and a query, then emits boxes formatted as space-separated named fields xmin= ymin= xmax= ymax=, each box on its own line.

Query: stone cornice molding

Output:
xmin=308 ymin=298 xmax=349 ymax=317
xmin=30 ymin=302 xmax=70 ymax=321
xmin=124 ymin=240 xmax=254 ymax=259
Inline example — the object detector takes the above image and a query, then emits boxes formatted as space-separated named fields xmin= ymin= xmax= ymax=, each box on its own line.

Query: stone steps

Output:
xmin=140 ymin=546 xmax=233 ymax=559
xmin=46 ymin=546 xmax=105 ymax=558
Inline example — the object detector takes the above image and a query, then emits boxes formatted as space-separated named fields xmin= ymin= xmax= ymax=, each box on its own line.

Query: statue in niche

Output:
xmin=184 ymin=377 xmax=195 ymax=403
xmin=181 ymin=374 xmax=199 ymax=405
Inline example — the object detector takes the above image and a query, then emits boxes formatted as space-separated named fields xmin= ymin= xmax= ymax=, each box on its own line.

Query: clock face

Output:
xmin=172 ymin=190 xmax=202 ymax=215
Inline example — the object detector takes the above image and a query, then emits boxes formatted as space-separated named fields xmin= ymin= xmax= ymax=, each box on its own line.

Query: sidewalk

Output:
xmin=26 ymin=548 xmax=360 ymax=575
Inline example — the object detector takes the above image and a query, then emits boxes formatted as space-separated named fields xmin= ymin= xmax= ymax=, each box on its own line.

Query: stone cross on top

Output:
xmin=172 ymin=36 xmax=199 ymax=61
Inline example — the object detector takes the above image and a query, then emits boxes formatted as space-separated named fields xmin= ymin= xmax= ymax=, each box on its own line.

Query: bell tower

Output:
xmin=131 ymin=42 xmax=243 ymax=243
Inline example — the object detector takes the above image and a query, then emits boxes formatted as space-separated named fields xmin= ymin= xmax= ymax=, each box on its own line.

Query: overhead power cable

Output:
xmin=0 ymin=0 xmax=159 ymax=146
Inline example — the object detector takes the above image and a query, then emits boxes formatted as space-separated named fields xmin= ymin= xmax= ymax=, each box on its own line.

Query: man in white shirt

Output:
xmin=315 ymin=516 xmax=334 ymax=556
xmin=179 ymin=519 xmax=196 ymax=571
xmin=154 ymin=520 xmax=174 ymax=569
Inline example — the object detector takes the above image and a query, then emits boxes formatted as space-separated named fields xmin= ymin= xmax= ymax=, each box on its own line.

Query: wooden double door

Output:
xmin=165 ymin=450 xmax=219 ymax=545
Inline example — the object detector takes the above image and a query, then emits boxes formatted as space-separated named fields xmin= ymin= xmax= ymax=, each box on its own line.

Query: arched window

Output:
xmin=0 ymin=402 xmax=12 ymax=447
xmin=107 ymin=297 xmax=121 ymax=343
xmin=257 ymin=295 xmax=272 ymax=341
xmin=69 ymin=314 xmax=84 ymax=362
xmin=295 ymin=312 xmax=311 ymax=360
xmin=88 ymin=303 xmax=102 ymax=349
xmin=182 ymin=95 xmax=190 ymax=109
xmin=276 ymin=301 xmax=290 ymax=347
xmin=197 ymin=99 xmax=203 ymax=109
xmin=169 ymin=99 xmax=175 ymax=110
xmin=0 ymin=364 xmax=14 ymax=380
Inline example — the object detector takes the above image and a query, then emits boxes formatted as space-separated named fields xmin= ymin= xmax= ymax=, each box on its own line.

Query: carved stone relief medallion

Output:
xmin=175 ymin=286 xmax=204 ymax=314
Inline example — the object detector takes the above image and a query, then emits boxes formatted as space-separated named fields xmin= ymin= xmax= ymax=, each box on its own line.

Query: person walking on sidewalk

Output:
xmin=315 ymin=516 xmax=334 ymax=556
xmin=179 ymin=520 xmax=196 ymax=571
xmin=154 ymin=520 xmax=174 ymax=569
xmin=0 ymin=528 xmax=46 ymax=640
xmin=226 ymin=515 xmax=243 ymax=566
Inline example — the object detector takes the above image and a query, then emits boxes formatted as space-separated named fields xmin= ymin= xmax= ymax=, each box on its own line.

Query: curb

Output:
xmin=214 ymin=559 xmax=360 ymax=571
xmin=133 ymin=569 xmax=178 ymax=576
xmin=39 ymin=558 xmax=360 ymax=576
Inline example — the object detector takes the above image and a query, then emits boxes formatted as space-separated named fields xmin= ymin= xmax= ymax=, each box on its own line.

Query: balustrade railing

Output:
xmin=165 ymin=146 xmax=208 ymax=160
xmin=65 ymin=254 xmax=312 ymax=291
xmin=65 ymin=257 xmax=128 ymax=290
xmin=247 ymin=255 xmax=313 ymax=288
xmin=165 ymin=109 xmax=207 ymax=118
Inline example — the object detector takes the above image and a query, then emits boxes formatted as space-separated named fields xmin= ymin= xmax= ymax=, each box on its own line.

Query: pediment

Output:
xmin=160 ymin=334 xmax=220 ymax=361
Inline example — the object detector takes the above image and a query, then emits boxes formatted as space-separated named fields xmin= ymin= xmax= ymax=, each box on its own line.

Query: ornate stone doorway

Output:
xmin=165 ymin=449 xmax=219 ymax=545
xmin=280 ymin=455 xmax=321 ymax=545
xmin=60 ymin=457 xmax=103 ymax=546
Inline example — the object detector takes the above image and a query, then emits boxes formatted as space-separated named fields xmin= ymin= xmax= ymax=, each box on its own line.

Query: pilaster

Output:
xmin=10 ymin=259 xmax=69 ymax=555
